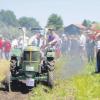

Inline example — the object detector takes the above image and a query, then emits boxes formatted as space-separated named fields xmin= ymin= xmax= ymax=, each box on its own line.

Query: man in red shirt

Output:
xmin=4 ymin=39 xmax=11 ymax=60
xmin=0 ymin=35 xmax=3 ymax=59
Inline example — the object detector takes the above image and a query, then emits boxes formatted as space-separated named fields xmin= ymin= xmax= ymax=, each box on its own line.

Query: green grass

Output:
xmin=70 ymin=62 xmax=100 ymax=100
xmin=30 ymin=58 xmax=100 ymax=100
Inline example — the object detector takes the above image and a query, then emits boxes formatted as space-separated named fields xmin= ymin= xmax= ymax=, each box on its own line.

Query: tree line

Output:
xmin=0 ymin=9 xmax=64 ymax=40
xmin=0 ymin=9 xmax=100 ymax=40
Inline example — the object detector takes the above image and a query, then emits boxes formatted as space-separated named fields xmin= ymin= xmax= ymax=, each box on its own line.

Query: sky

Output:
xmin=0 ymin=0 xmax=100 ymax=27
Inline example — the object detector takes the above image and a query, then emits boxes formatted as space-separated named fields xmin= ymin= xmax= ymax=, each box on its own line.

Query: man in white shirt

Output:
xmin=79 ymin=32 xmax=86 ymax=60
xmin=28 ymin=32 xmax=41 ymax=47
xmin=11 ymin=39 xmax=18 ymax=48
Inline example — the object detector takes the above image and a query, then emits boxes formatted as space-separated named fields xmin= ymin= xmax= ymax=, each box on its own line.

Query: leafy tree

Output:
xmin=18 ymin=17 xmax=40 ymax=29
xmin=0 ymin=23 xmax=19 ymax=40
xmin=0 ymin=10 xmax=18 ymax=26
xmin=46 ymin=13 xmax=63 ymax=30
xmin=82 ymin=19 xmax=92 ymax=28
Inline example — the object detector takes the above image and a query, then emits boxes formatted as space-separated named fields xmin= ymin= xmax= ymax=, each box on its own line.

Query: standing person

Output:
xmin=95 ymin=33 xmax=100 ymax=73
xmin=11 ymin=38 xmax=18 ymax=49
xmin=3 ymin=39 xmax=11 ymax=60
xmin=79 ymin=32 xmax=86 ymax=60
xmin=39 ymin=35 xmax=46 ymax=58
xmin=28 ymin=32 xmax=41 ymax=47
xmin=69 ymin=35 xmax=80 ymax=58
xmin=18 ymin=38 xmax=23 ymax=50
xmin=86 ymin=34 xmax=95 ymax=63
xmin=0 ymin=35 xmax=3 ymax=59
xmin=61 ymin=34 xmax=68 ymax=55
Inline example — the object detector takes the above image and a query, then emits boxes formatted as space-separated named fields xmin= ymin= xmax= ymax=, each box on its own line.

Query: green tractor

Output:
xmin=9 ymin=45 xmax=55 ymax=91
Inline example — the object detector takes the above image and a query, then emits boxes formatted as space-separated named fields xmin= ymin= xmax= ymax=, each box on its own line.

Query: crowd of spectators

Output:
xmin=0 ymin=29 xmax=98 ymax=67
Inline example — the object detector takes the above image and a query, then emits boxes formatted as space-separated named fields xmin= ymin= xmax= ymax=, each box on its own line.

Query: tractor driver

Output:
xmin=47 ymin=29 xmax=61 ymax=58
xmin=47 ymin=29 xmax=60 ymax=47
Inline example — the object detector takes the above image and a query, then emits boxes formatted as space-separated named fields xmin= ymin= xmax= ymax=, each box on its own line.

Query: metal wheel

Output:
xmin=47 ymin=70 xmax=54 ymax=88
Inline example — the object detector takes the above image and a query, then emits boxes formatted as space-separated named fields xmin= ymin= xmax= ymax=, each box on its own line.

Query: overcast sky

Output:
xmin=0 ymin=0 xmax=100 ymax=27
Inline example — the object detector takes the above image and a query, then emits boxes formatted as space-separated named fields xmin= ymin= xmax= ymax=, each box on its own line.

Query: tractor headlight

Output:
xmin=26 ymin=66 xmax=34 ymax=71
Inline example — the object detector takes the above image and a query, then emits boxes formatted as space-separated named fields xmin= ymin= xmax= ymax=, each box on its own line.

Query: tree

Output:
xmin=0 ymin=10 xmax=18 ymax=26
xmin=82 ymin=19 xmax=92 ymax=28
xmin=18 ymin=17 xmax=40 ymax=29
xmin=46 ymin=14 xmax=63 ymax=30
xmin=0 ymin=21 xmax=20 ymax=40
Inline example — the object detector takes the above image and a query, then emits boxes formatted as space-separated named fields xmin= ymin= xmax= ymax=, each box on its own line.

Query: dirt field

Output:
xmin=0 ymin=79 xmax=31 ymax=100
xmin=0 ymin=60 xmax=30 ymax=100
xmin=0 ymin=91 xmax=29 ymax=100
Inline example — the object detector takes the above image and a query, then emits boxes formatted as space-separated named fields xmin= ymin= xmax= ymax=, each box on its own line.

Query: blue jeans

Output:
xmin=5 ymin=52 xmax=10 ymax=60
xmin=0 ymin=49 xmax=3 ymax=59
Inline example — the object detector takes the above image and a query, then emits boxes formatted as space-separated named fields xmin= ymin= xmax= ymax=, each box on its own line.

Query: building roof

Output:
xmin=64 ymin=24 xmax=80 ymax=35
xmin=75 ymin=24 xmax=86 ymax=29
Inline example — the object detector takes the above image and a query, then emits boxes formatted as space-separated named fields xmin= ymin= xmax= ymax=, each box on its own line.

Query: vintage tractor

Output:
xmin=9 ymin=45 xmax=55 ymax=91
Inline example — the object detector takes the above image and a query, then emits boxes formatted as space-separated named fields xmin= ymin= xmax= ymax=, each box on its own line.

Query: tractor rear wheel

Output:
xmin=47 ymin=70 xmax=54 ymax=88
